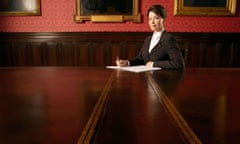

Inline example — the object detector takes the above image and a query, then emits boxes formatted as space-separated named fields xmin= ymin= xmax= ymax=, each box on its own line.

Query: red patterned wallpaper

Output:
xmin=0 ymin=0 xmax=239 ymax=32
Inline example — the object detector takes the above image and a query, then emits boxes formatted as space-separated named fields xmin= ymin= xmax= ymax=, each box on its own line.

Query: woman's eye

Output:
xmin=148 ymin=17 xmax=160 ymax=21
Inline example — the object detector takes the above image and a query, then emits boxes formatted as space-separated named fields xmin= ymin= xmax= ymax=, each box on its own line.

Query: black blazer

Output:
xmin=129 ymin=31 xmax=184 ymax=69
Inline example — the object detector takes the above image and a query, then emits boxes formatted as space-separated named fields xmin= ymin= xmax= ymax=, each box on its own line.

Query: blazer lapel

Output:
xmin=149 ymin=31 xmax=166 ymax=54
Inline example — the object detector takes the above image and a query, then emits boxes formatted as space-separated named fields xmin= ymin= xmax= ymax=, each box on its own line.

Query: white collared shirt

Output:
xmin=148 ymin=29 xmax=164 ymax=53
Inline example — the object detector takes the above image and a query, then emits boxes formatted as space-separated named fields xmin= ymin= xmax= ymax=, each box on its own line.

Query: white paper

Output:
xmin=106 ymin=65 xmax=161 ymax=73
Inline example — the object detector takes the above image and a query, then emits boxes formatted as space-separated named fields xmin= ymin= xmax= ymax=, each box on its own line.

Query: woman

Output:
xmin=116 ymin=4 xmax=184 ymax=69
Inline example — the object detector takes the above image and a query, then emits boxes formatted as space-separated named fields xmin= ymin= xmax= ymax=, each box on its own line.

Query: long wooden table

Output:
xmin=0 ymin=67 xmax=239 ymax=144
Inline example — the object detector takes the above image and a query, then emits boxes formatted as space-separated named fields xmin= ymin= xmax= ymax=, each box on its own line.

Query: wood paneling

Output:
xmin=0 ymin=32 xmax=239 ymax=67
xmin=174 ymin=33 xmax=240 ymax=67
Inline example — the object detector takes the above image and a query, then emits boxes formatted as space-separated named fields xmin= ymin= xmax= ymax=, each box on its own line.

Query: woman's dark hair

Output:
xmin=147 ymin=4 xmax=166 ymax=19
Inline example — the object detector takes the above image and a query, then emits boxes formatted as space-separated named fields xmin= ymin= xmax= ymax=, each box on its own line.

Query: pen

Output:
xmin=116 ymin=56 xmax=119 ymax=62
xmin=116 ymin=56 xmax=120 ymax=66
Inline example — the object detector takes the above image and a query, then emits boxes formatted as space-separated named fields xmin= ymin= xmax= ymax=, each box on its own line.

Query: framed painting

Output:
xmin=0 ymin=0 xmax=41 ymax=16
xmin=74 ymin=0 xmax=141 ymax=23
xmin=174 ymin=0 xmax=237 ymax=16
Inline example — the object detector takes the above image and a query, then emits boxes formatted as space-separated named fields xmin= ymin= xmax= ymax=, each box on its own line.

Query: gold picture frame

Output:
xmin=74 ymin=0 xmax=141 ymax=23
xmin=174 ymin=0 xmax=237 ymax=16
xmin=0 ymin=0 xmax=41 ymax=16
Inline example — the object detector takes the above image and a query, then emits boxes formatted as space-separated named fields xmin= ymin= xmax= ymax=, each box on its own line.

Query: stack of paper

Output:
xmin=106 ymin=65 xmax=161 ymax=73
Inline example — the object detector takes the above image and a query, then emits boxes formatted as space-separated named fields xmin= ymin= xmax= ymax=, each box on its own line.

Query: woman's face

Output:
xmin=148 ymin=11 xmax=164 ymax=32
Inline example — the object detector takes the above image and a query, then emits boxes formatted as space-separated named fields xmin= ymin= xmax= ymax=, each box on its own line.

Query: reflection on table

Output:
xmin=0 ymin=67 xmax=240 ymax=144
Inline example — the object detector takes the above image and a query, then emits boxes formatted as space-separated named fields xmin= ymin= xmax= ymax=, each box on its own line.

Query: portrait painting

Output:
xmin=174 ymin=0 xmax=237 ymax=16
xmin=74 ymin=0 xmax=141 ymax=23
xmin=183 ymin=0 xmax=226 ymax=7
xmin=81 ymin=0 xmax=132 ymax=15
xmin=0 ymin=0 xmax=41 ymax=16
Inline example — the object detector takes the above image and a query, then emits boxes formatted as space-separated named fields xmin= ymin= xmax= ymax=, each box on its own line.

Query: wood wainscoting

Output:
xmin=0 ymin=32 xmax=239 ymax=67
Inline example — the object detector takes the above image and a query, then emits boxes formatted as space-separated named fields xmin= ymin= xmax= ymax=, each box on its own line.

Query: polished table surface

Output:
xmin=0 ymin=67 xmax=239 ymax=144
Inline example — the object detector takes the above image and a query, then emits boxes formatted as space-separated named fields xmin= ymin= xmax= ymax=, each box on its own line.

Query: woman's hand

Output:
xmin=115 ymin=57 xmax=129 ymax=67
xmin=145 ymin=61 xmax=154 ymax=67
